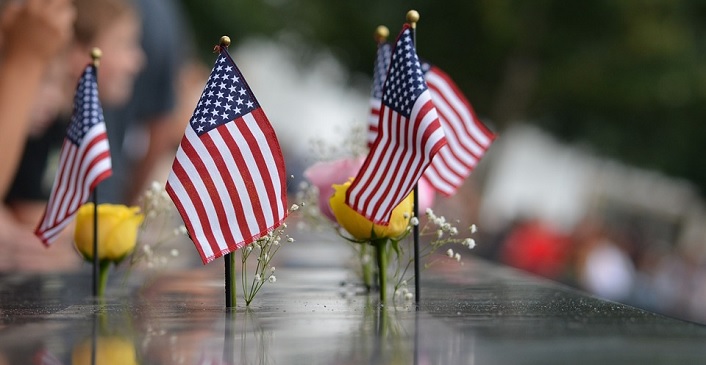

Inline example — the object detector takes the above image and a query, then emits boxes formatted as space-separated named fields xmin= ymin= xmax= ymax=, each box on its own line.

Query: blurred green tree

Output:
xmin=179 ymin=0 xmax=706 ymax=193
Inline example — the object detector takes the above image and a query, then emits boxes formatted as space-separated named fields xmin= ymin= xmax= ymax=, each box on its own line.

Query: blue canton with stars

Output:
xmin=381 ymin=27 xmax=427 ymax=117
xmin=191 ymin=49 xmax=260 ymax=136
xmin=67 ymin=66 xmax=104 ymax=145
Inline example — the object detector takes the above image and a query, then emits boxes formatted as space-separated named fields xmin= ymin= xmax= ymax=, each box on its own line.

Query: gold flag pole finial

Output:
xmin=220 ymin=36 xmax=231 ymax=48
xmin=90 ymin=47 xmax=102 ymax=67
xmin=406 ymin=10 xmax=420 ymax=29
xmin=374 ymin=25 xmax=389 ymax=43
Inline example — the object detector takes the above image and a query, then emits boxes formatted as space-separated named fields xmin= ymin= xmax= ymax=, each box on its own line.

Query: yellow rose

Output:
xmin=74 ymin=203 xmax=144 ymax=263
xmin=329 ymin=178 xmax=413 ymax=241
xmin=72 ymin=336 xmax=138 ymax=365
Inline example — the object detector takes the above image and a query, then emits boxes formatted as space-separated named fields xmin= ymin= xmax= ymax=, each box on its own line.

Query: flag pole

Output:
xmin=90 ymin=47 xmax=102 ymax=298
xmin=218 ymin=35 xmax=238 ymax=310
xmin=406 ymin=9 xmax=422 ymax=306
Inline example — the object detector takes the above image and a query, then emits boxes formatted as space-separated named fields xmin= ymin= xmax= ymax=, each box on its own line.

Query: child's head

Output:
xmin=70 ymin=0 xmax=144 ymax=107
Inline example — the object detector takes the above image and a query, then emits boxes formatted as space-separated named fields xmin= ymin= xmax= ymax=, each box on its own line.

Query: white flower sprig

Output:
xmin=129 ymin=181 xmax=187 ymax=270
xmin=391 ymin=208 xmax=479 ymax=298
xmin=240 ymin=203 xmax=299 ymax=306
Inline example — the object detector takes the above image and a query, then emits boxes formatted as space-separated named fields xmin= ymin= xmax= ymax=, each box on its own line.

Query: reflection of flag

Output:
xmin=367 ymin=42 xmax=392 ymax=147
xmin=366 ymin=47 xmax=496 ymax=197
xmin=347 ymin=24 xmax=446 ymax=224
xmin=35 ymin=65 xmax=112 ymax=245
xmin=33 ymin=348 xmax=64 ymax=365
xmin=166 ymin=46 xmax=288 ymax=264
xmin=422 ymin=64 xmax=496 ymax=196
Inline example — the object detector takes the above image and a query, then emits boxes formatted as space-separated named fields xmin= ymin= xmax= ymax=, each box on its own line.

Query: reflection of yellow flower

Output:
xmin=329 ymin=178 xmax=413 ymax=241
xmin=74 ymin=203 xmax=144 ymax=263
xmin=72 ymin=336 xmax=138 ymax=365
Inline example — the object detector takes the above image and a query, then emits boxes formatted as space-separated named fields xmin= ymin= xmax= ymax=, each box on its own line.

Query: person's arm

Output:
xmin=0 ymin=0 xmax=75 ymax=199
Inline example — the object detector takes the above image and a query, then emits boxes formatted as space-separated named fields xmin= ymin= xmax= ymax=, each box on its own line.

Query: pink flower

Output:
xmin=416 ymin=176 xmax=435 ymax=216
xmin=304 ymin=157 xmax=364 ymax=221
xmin=304 ymin=156 xmax=436 ymax=222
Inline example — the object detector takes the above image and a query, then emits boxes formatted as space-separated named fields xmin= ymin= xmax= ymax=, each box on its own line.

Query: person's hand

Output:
xmin=0 ymin=205 xmax=81 ymax=272
xmin=0 ymin=0 xmax=76 ymax=66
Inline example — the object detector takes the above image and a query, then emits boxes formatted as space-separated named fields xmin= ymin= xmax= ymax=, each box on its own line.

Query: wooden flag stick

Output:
xmin=218 ymin=35 xmax=238 ymax=310
xmin=406 ymin=9 xmax=422 ymax=306
xmin=90 ymin=47 xmax=102 ymax=298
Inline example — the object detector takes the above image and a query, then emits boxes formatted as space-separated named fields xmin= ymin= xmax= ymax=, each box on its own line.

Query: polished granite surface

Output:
xmin=1 ymin=240 xmax=706 ymax=364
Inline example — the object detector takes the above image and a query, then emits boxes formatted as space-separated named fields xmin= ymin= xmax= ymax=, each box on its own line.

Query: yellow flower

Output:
xmin=329 ymin=178 xmax=413 ymax=241
xmin=72 ymin=336 xmax=138 ymax=365
xmin=74 ymin=203 xmax=144 ymax=263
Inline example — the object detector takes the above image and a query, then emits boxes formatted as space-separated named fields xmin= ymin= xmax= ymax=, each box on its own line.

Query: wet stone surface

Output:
xmin=1 ymin=250 xmax=705 ymax=364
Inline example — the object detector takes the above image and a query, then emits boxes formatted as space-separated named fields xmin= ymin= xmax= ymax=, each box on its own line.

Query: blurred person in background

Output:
xmin=0 ymin=0 xmax=75 ymax=268
xmin=0 ymin=0 xmax=144 ymax=271
xmin=99 ymin=0 xmax=197 ymax=206
xmin=498 ymin=216 xmax=570 ymax=280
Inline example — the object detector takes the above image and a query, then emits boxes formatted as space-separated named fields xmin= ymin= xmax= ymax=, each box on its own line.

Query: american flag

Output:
xmin=367 ymin=41 xmax=391 ymax=147
xmin=33 ymin=348 xmax=64 ymax=365
xmin=367 ymin=50 xmax=496 ymax=197
xmin=421 ymin=63 xmax=496 ymax=196
xmin=35 ymin=64 xmax=112 ymax=245
xmin=166 ymin=46 xmax=288 ymax=264
xmin=346 ymin=24 xmax=447 ymax=225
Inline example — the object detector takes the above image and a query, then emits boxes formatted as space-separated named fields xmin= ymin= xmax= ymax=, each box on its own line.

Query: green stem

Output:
xmin=374 ymin=239 xmax=389 ymax=304
xmin=361 ymin=244 xmax=373 ymax=292
xmin=97 ymin=261 xmax=110 ymax=299
xmin=227 ymin=252 xmax=237 ymax=308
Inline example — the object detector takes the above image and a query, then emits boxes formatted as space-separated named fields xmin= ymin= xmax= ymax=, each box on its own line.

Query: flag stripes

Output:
xmin=35 ymin=65 xmax=112 ymax=245
xmin=166 ymin=47 xmax=287 ymax=264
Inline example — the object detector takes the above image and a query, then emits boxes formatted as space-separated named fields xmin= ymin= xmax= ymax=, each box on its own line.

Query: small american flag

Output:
xmin=35 ymin=64 xmax=112 ymax=245
xmin=347 ymin=24 xmax=447 ymax=224
xmin=421 ymin=64 xmax=496 ymax=196
xmin=367 ymin=50 xmax=496 ymax=196
xmin=367 ymin=41 xmax=391 ymax=147
xmin=166 ymin=45 xmax=288 ymax=264
xmin=33 ymin=348 xmax=64 ymax=365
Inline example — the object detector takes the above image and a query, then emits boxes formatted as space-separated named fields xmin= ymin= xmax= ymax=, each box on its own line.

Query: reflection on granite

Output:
xmin=1 ymin=241 xmax=706 ymax=364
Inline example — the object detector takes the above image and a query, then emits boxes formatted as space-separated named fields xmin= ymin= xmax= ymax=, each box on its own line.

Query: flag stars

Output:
xmin=191 ymin=52 xmax=260 ymax=136
xmin=380 ymin=28 xmax=427 ymax=118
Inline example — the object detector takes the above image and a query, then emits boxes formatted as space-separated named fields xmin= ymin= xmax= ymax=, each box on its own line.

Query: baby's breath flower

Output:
xmin=410 ymin=217 xmax=419 ymax=226
xmin=287 ymin=237 xmax=295 ymax=243
xmin=463 ymin=238 xmax=476 ymax=249
xmin=446 ymin=248 xmax=454 ymax=258
xmin=270 ymin=266 xmax=276 ymax=273
xmin=290 ymin=204 xmax=300 ymax=211
xmin=470 ymin=224 xmax=478 ymax=234
xmin=404 ymin=292 xmax=414 ymax=301
xmin=255 ymin=274 xmax=261 ymax=282
xmin=454 ymin=253 xmax=461 ymax=262
xmin=437 ymin=230 xmax=444 ymax=239
xmin=268 ymin=275 xmax=276 ymax=283
xmin=170 ymin=249 xmax=179 ymax=257
xmin=403 ymin=212 xmax=410 ymax=219
xmin=449 ymin=227 xmax=458 ymax=235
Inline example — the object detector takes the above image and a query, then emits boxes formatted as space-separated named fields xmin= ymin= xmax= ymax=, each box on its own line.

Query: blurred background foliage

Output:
xmin=179 ymin=0 xmax=706 ymax=195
